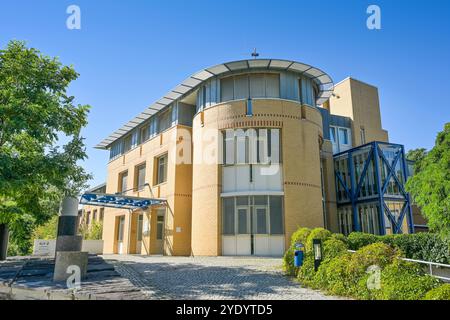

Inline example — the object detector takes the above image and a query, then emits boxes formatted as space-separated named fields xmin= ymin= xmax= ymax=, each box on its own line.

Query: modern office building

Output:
xmin=81 ymin=59 xmax=414 ymax=257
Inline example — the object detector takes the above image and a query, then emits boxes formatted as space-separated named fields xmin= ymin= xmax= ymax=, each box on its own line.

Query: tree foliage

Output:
xmin=406 ymin=148 xmax=428 ymax=174
xmin=406 ymin=123 xmax=450 ymax=239
xmin=0 ymin=40 xmax=91 ymax=255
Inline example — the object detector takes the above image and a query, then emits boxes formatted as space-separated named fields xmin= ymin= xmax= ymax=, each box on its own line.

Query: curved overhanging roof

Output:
xmin=96 ymin=59 xmax=334 ymax=149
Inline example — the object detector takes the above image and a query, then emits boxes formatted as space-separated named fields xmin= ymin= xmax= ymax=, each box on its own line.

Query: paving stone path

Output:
xmin=105 ymin=255 xmax=345 ymax=300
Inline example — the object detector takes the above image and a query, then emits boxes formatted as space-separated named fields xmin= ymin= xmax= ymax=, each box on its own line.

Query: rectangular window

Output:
xmin=99 ymin=208 xmax=104 ymax=221
xmin=117 ymin=216 xmax=125 ymax=241
xmin=221 ymin=77 xmax=234 ymax=101
xmin=86 ymin=212 xmax=91 ymax=225
xmin=234 ymin=75 xmax=249 ymax=100
xmin=249 ymin=74 xmax=265 ymax=98
xmin=156 ymin=212 xmax=164 ymax=240
xmin=223 ymin=197 xmax=235 ymax=235
xmin=119 ymin=171 xmax=128 ymax=193
xmin=93 ymin=210 xmax=97 ymax=221
xmin=360 ymin=127 xmax=366 ymax=144
xmin=159 ymin=109 xmax=171 ymax=133
xmin=123 ymin=135 xmax=132 ymax=153
xmin=269 ymin=196 xmax=283 ymax=234
xmin=299 ymin=78 xmax=303 ymax=103
xmin=156 ymin=154 xmax=168 ymax=185
xmin=265 ymin=74 xmax=280 ymax=98
xmin=135 ymin=163 xmax=146 ymax=191
xmin=339 ymin=128 xmax=349 ymax=145
xmin=202 ymin=86 xmax=207 ymax=109
xmin=140 ymin=125 xmax=150 ymax=143
xmin=137 ymin=214 xmax=143 ymax=241
xmin=330 ymin=127 xmax=337 ymax=144
xmin=255 ymin=208 xmax=267 ymax=234
xmin=238 ymin=208 xmax=249 ymax=234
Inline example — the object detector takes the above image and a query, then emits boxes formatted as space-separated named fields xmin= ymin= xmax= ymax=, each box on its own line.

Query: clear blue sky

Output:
xmin=1 ymin=0 xmax=449 ymax=188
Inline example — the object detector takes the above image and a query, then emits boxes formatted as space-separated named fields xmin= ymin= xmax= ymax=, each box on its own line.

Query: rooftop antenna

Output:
xmin=251 ymin=48 xmax=259 ymax=59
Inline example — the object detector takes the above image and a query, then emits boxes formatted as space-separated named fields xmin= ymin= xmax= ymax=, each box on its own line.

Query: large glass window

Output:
xmin=222 ymin=196 xmax=284 ymax=235
xmin=220 ymin=73 xmax=280 ymax=102
xmin=222 ymin=128 xmax=281 ymax=165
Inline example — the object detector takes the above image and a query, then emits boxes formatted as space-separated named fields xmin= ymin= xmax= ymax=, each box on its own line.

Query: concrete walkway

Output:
xmin=104 ymin=255 xmax=344 ymax=300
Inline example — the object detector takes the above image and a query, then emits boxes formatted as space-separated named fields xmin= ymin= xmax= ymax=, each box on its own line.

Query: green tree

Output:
xmin=406 ymin=148 xmax=428 ymax=174
xmin=0 ymin=40 xmax=91 ymax=255
xmin=406 ymin=123 xmax=450 ymax=239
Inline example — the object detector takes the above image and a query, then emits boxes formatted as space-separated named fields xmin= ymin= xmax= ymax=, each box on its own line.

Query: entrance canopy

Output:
xmin=80 ymin=193 xmax=166 ymax=210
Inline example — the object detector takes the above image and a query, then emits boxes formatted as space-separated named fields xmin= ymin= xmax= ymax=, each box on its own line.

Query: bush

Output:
xmin=347 ymin=232 xmax=379 ymax=250
xmin=33 ymin=215 xmax=58 ymax=240
xmin=305 ymin=228 xmax=332 ymax=252
xmin=290 ymin=227 xmax=311 ymax=247
xmin=314 ymin=253 xmax=353 ymax=296
xmin=375 ymin=259 xmax=440 ymax=300
xmin=424 ymin=284 xmax=450 ymax=300
xmin=312 ymin=240 xmax=349 ymax=291
xmin=330 ymin=233 xmax=348 ymax=245
xmin=323 ymin=238 xmax=348 ymax=261
xmin=283 ymin=227 xmax=311 ymax=276
xmin=79 ymin=220 xmax=103 ymax=240
xmin=282 ymin=247 xmax=297 ymax=276
xmin=348 ymin=232 xmax=449 ymax=264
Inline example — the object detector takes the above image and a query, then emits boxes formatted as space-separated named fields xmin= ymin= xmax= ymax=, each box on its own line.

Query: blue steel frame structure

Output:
xmin=334 ymin=141 xmax=414 ymax=235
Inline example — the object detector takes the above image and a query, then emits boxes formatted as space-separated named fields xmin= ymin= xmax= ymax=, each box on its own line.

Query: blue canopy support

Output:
xmin=79 ymin=192 xmax=166 ymax=210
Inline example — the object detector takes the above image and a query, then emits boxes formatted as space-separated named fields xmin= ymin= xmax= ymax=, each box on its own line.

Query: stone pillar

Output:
xmin=53 ymin=196 xmax=88 ymax=282
xmin=0 ymin=224 xmax=9 ymax=261
xmin=55 ymin=197 xmax=82 ymax=253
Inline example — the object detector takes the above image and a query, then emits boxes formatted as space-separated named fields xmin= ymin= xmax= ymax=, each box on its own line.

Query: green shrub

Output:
xmin=314 ymin=253 xmax=353 ymax=296
xmin=375 ymin=259 xmax=440 ymax=300
xmin=346 ymin=243 xmax=399 ymax=298
xmin=424 ymin=284 xmax=450 ymax=300
xmin=290 ymin=227 xmax=311 ymax=247
xmin=323 ymin=238 xmax=348 ymax=261
xmin=283 ymin=227 xmax=312 ymax=276
xmin=330 ymin=233 xmax=348 ymax=245
xmin=347 ymin=232 xmax=379 ymax=250
xmin=312 ymin=240 xmax=349 ymax=291
xmin=297 ymin=253 xmax=316 ymax=287
xmin=305 ymin=228 xmax=332 ymax=252
xmin=348 ymin=232 xmax=449 ymax=264
xmin=283 ymin=247 xmax=297 ymax=276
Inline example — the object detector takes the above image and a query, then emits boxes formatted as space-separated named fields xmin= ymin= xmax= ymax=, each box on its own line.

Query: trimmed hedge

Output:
xmin=284 ymin=227 xmax=449 ymax=300
xmin=347 ymin=232 xmax=450 ymax=264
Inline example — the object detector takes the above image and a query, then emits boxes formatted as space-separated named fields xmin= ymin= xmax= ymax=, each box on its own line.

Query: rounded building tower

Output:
xmin=189 ymin=59 xmax=333 ymax=256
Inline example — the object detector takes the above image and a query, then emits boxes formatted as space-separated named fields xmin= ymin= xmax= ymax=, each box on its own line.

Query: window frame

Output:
xmin=155 ymin=153 xmax=168 ymax=185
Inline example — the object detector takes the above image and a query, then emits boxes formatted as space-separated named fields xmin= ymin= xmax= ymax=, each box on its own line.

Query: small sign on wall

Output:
xmin=176 ymin=227 xmax=182 ymax=233
xmin=33 ymin=240 xmax=55 ymax=256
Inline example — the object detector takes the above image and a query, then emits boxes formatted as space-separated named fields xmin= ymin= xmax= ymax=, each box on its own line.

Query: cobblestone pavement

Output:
xmin=103 ymin=255 xmax=345 ymax=300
